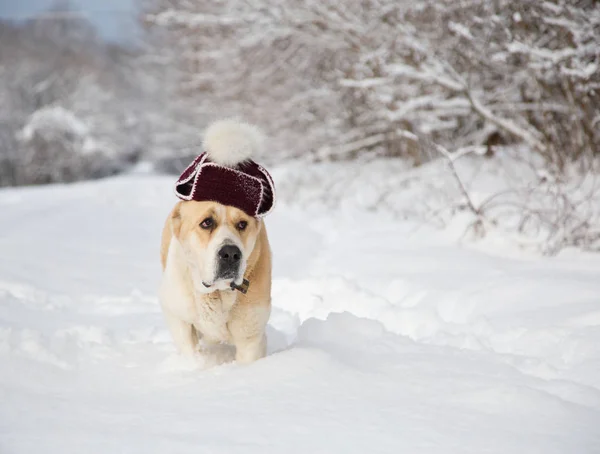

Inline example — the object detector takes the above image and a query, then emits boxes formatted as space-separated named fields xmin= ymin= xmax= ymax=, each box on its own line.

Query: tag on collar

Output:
xmin=230 ymin=279 xmax=250 ymax=294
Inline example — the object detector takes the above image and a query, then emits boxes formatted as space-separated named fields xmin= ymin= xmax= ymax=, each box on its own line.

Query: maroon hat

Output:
xmin=174 ymin=152 xmax=275 ymax=218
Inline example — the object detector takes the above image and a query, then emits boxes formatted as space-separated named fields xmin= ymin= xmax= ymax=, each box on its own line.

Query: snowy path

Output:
xmin=1 ymin=175 xmax=599 ymax=453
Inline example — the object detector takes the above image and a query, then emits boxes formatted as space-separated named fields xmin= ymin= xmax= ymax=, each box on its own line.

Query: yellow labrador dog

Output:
xmin=159 ymin=120 xmax=275 ymax=364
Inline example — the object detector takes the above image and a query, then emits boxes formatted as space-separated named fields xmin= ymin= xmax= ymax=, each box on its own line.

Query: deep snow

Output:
xmin=1 ymin=170 xmax=599 ymax=453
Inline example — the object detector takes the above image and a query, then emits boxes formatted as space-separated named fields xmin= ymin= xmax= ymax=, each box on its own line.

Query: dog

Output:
xmin=159 ymin=120 xmax=275 ymax=364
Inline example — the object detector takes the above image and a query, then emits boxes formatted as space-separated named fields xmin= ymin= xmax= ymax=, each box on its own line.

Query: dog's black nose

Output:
xmin=218 ymin=245 xmax=241 ymax=266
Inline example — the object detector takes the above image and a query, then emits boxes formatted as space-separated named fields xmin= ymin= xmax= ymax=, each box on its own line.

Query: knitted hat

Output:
xmin=174 ymin=120 xmax=276 ymax=218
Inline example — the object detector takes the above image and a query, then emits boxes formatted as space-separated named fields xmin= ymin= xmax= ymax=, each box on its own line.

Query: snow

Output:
xmin=1 ymin=168 xmax=600 ymax=453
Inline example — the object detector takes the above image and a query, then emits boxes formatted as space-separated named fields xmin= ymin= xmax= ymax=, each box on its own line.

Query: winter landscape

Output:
xmin=1 ymin=1 xmax=599 ymax=453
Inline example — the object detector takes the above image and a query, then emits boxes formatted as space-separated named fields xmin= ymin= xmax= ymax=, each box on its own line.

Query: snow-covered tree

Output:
xmin=146 ymin=0 xmax=599 ymax=168
xmin=144 ymin=0 xmax=600 ymax=253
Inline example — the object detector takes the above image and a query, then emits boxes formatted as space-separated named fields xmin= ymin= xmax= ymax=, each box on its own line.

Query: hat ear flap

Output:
xmin=256 ymin=165 xmax=276 ymax=217
xmin=174 ymin=153 xmax=207 ymax=201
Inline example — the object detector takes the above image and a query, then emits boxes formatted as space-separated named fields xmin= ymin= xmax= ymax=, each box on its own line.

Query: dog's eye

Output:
xmin=200 ymin=218 xmax=214 ymax=229
xmin=237 ymin=220 xmax=248 ymax=231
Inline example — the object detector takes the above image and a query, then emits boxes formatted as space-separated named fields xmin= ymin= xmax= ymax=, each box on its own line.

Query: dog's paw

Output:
xmin=234 ymin=335 xmax=267 ymax=364
xmin=199 ymin=342 xmax=236 ymax=368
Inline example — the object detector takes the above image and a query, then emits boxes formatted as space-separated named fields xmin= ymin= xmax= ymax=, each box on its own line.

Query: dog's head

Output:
xmin=171 ymin=201 xmax=261 ymax=292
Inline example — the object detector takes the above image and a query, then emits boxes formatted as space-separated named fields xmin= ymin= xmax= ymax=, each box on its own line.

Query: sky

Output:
xmin=0 ymin=0 xmax=138 ymax=43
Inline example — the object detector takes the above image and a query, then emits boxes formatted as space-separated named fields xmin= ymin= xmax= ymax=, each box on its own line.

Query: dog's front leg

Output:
xmin=228 ymin=304 xmax=270 ymax=364
xmin=163 ymin=310 xmax=199 ymax=356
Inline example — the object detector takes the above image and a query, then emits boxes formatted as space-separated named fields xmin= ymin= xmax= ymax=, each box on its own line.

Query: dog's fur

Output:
xmin=159 ymin=121 xmax=272 ymax=364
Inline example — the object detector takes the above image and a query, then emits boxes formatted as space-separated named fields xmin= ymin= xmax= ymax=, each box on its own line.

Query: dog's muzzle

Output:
xmin=216 ymin=244 xmax=241 ymax=280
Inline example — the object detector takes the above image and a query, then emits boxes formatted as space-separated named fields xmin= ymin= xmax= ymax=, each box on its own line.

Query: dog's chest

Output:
xmin=193 ymin=290 xmax=237 ymax=343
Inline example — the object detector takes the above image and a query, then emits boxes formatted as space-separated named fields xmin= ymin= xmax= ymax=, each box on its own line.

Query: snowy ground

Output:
xmin=1 ymin=168 xmax=600 ymax=453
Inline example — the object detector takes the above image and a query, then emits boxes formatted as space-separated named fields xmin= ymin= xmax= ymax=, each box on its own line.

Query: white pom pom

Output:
xmin=202 ymin=119 xmax=264 ymax=167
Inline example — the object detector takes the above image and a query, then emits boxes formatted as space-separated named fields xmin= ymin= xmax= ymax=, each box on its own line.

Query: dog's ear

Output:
xmin=254 ymin=217 xmax=263 ymax=233
xmin=171 ymin=202 xmax=183 ymax=238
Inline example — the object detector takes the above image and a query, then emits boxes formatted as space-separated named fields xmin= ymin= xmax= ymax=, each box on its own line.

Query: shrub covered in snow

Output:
xmin=19 ymin=106 xmax=89 ymax=145
xmin=0 ymin=13 xmax=191 ymax=187
xmin=14 ymin=106 xmax=120 ymax=184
